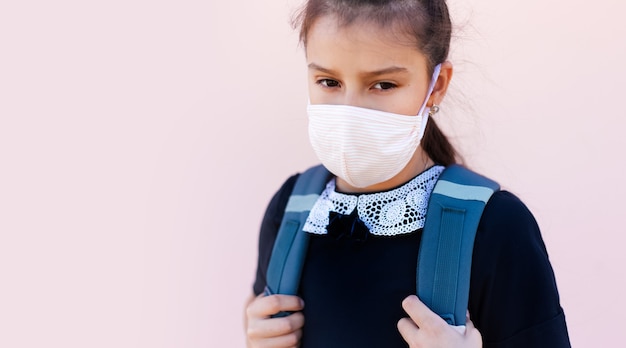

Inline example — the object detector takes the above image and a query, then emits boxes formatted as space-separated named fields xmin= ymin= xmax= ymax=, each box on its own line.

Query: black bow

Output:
xmin=326 ymin=211 xmax=370 ymax=244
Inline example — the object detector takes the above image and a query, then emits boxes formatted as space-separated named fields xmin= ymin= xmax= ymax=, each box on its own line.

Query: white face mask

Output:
xmin=307 ymin=64 xmax=441 ymax=188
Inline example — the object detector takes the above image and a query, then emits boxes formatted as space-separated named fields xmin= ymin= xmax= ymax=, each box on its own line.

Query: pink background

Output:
xmin=0 ymin=0 xmax=623 ymax=346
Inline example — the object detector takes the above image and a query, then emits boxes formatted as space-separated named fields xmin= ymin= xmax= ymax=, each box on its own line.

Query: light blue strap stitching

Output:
xmin=285 ymin=194 xmax=320 ymax=213
xmin=432 ymin=181 xmax=495 ymax=203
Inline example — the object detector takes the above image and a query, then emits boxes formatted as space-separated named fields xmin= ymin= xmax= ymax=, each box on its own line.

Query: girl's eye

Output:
xmin=317 ymin=79 xmax=340 ymax=88
xmin=372 ymin=82 xmax=397 ymax=90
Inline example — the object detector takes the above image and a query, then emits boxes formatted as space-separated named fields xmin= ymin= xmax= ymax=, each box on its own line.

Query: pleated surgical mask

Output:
xmin=307 ymin=64 xmax=441 ymax=188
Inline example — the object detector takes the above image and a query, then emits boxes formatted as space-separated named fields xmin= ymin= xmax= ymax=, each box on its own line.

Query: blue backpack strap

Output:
xmin=417 ymin=165 xmax=500 ymax=327
xmin=265 ymin=165 xmax=330 ymax=316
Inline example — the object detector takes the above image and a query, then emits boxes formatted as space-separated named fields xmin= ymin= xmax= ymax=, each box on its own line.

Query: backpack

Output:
xmin=264 ymin=164 xmax=499 ymax=329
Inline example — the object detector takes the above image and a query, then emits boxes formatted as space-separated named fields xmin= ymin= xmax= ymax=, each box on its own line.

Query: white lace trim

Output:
xmin=303 ymin=166 xmax=445 ymax=236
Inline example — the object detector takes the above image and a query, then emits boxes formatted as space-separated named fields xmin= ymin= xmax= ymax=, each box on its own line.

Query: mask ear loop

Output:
xmin=418 ymin=63 xmax=442 ymax=139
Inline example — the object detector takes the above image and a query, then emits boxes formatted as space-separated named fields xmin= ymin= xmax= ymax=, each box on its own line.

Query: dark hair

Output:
xmin=294 ymin=0 xmax=458 ymax=166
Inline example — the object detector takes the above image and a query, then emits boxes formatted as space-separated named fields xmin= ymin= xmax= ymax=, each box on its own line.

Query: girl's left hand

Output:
xmin=397 ymin=295 xmax=482 ymax=348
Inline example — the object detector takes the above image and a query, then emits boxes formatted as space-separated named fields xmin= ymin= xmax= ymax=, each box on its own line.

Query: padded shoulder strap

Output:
xmin=417 ymin=165 xmax=499 ymax=326
xmin=265 ymin=165 xmax=330 ymax=300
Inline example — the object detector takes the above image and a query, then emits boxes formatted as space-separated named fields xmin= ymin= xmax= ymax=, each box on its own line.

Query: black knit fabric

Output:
xmin=253 ymin=173 xmax=570 ymax=348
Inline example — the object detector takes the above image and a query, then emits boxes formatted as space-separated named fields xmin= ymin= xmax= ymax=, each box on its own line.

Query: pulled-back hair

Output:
xmin=294 ymin=0 xmax=458 ymax=166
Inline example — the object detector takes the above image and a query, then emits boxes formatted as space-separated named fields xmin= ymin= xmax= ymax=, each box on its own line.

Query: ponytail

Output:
xmin=421 ymin=118 xmax=457 ymax=166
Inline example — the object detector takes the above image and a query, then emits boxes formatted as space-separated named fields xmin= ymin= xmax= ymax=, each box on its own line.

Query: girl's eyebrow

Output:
xmin=307 ymin=62 xmax=338 ymax=75
xmin=308 ymin=62 xmax=408 ymax=77
xmin=360 ymin=66 xmax=408 ymax=78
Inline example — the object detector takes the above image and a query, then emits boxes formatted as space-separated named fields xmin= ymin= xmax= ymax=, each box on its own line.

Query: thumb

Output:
xmin=464 ymin=311 xmax=483 ymax=344
xmin=465 ymin=310 xmax=478 ymax=331
xmin=466 ymin=313 xmax=476 ymax=331
xmin=401 ymin=295 xmax=445 ymax=329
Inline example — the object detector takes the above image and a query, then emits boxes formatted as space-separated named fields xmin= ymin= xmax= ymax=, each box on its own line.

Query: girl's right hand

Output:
xmin=398 ymin=295 xmax=482 ymax=348
xmin=245 ymin=294 xmax=305 ymax=348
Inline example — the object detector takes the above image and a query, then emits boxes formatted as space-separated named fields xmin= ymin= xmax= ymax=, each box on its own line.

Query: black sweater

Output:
xmin=253 ymin=173 xmax=571 ymax=348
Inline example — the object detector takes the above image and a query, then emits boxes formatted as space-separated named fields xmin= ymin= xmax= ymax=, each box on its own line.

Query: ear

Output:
xmin=427 ymin=61 xmax=453 ymax=107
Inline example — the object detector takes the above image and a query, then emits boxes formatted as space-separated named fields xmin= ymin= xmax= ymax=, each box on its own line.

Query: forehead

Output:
xmin=305 ymin=15 xmax=428 ymax=72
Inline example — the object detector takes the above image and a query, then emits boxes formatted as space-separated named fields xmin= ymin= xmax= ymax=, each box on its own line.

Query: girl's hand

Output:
xmin=245 ymin=293 xmax=305 ymax=348
xmin=397 ymin=295 xmax=482 ymax=348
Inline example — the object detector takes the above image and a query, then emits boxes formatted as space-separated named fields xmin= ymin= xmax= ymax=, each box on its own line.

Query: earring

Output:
xmin=429 ymin=104 xmax=440 ymax=117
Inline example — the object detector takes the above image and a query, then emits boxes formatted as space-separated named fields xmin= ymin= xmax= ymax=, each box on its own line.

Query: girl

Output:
xmin=245 ymin=0 xmax=570 ymax=347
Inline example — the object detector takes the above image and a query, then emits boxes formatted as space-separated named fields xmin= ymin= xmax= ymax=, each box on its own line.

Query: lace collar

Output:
xmin=303 ymin=165 xmax=445 ymax=236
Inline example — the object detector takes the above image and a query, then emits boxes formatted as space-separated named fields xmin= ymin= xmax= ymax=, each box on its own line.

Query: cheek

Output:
xmin=307 ymin=80 xmax=321 ymax=103
xmin=307 ymin=79 xmax=338 ymax=105
xmin=306 ymin=76 xmax=326 ymax=104
xmin=383 ymin=87 xmax=428 ymax=116
xmin=307 ymin=91 xmax=325 ymax=105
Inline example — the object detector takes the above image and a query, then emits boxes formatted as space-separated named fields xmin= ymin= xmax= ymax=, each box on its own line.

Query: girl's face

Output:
xmin=306 ymin=15 xmax=437 ymax=115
